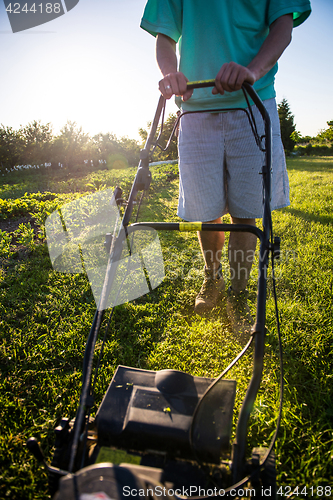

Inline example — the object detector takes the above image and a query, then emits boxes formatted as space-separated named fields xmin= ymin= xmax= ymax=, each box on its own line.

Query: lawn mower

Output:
xmin=27 ymin=81 xmax=283 ymax=499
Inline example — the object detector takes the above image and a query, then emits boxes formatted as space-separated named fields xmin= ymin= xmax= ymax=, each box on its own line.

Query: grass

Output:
xmin=0 ymin=158 xmax=333 ymax=499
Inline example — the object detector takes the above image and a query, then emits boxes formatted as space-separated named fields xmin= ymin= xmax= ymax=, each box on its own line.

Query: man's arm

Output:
xmin=156 ymin=34 xmax=193 ymax=101
xmin=213 ymin=14 xmax=293 ymax=95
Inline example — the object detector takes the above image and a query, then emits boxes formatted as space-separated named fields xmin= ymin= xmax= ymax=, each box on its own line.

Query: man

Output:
xmin=140 ymin=1 xmax=311 ymax=335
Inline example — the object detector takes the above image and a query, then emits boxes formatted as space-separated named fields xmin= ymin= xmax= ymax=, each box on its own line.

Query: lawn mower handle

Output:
xmin=124 ymin=79 xmax=271 ymax=225
xmin=73 ymin=81 xmax=274 ymax=479
xmin=187 ymin=79 xmax=272 ymax=127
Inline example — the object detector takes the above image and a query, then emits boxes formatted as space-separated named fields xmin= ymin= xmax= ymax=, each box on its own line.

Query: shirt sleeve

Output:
xmin=268 ymin=0 xmax=311 ymax=27
xmin=140 ymin=0 xmax=183 ymax=42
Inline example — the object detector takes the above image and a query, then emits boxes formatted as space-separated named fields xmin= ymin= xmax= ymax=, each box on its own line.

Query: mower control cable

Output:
xmin=173 ymin=244 xmax=284 ymax=500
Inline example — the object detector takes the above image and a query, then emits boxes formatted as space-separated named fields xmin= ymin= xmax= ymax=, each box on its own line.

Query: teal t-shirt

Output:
xmin=140 ymin=0 xmax=311 ymax=110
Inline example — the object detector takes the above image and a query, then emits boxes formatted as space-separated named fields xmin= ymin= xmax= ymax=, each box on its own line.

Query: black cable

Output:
xmin=175 ymin=252 xmax=284 ymax=500
xmin=153 ymin=100 xmax=265 ymax=156
xmin=241 ymin=88 xmax=266 ymax=152
xmin=189 ymin=335 xmax=254 ymax=452
xmin=185 ymin=335 xmax=254 ymax=491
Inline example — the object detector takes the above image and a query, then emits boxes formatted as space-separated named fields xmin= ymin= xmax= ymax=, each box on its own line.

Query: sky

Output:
xmin=0 ymin=0 xmax=332 ymax=142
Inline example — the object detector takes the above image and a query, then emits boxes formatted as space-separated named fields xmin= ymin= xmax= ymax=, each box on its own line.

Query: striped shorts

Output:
xmin=177 ymin=98 xmax=290 ymax=221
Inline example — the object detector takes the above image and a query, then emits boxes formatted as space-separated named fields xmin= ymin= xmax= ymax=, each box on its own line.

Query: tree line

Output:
xmin=277 ymin=99 xmax=333 ymax=155
xmin=0 ymin=113 xmax=178 ymax=175
xmin=0 ymin=120 xmax=142 ymax=174
xmin=1 ymin=102 xmax=332 ymax=175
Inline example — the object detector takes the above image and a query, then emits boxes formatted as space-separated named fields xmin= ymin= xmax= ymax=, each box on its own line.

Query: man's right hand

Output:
xmin=156 ymin=34 xmax=192 ymax=101
xmin=158 ymin=72 xmax=193 ymax=101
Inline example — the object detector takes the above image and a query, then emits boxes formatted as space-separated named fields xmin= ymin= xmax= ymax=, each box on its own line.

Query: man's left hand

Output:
xmin=212 ymin=62 xmax=256 ymax=95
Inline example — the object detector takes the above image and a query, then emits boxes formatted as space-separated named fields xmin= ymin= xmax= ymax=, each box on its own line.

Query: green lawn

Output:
xmin=0 ymin=158 xmax=332 ymax=499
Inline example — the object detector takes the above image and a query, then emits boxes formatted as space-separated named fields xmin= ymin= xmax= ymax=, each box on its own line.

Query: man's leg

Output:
xmin=194 ymin=217 xmax=225 ymax=314
xmin=197 ymin=217 xmax=225 ymax=272
xmin=227 ymin=217 xmax=257 ymax=335
xmin=228 ymin=217 xmax=257 ymax=292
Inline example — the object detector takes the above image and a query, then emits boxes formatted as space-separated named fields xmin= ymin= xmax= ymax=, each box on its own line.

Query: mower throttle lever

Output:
xmin=113 ymin=186 xmax=123 ymax=206
xmin=136 ymin=165 xmax=152 ymax=191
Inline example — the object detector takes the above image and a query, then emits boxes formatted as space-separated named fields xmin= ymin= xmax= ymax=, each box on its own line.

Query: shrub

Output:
xmin=0 ymin=229 xmax=13 ymax=258
xmin=15 ymin=222 xmax=35 ymax=251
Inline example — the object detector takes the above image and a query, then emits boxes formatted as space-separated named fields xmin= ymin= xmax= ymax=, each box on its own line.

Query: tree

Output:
xmin=92 ymin=132 xmax=140 ymax=168
xmin=56 ymin=121 xmax=90 ymax=169
xmin=118 ymin=136 xmax=140 ymax=166
xmin=0 ymin=125 xmax=24 ymax=171
xmin=300 ymin=135 xmax=313 ymax=144
xmin=290 ymin=130 xmax=302 ymax=144
xmin=21 ymin=120 xmax=53 ymax=165
xmin=92 ymin=132 xmax=119 ymax=160
xmin=277 ymin=98 xmax=296 ymax=153
xmin=317 ymin=120 xmax=333 ymax=144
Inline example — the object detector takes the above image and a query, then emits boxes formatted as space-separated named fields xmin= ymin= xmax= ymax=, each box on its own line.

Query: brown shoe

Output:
xmin=194 ymin=266 xmax=225 ymax=314
xmin=226 ymin=287 xmax=254 ymax=336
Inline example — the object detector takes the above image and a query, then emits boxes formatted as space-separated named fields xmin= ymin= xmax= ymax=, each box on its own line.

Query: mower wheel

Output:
xmin=48 ymin=418 xmax=72 ymax=497
xmin=48 ymin=445 xmax=65 ymax=497
xmin=251 ymin=447 xmax=276 ymax=499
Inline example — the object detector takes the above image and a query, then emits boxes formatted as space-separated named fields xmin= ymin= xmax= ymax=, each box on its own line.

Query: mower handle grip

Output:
xmin=186 ymin=79 xmax=255 ymax=92
xmin=185 ymin=80 xmax=264 ymax=118
xmin=186 ymin=79 xmax=216 ymax=90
